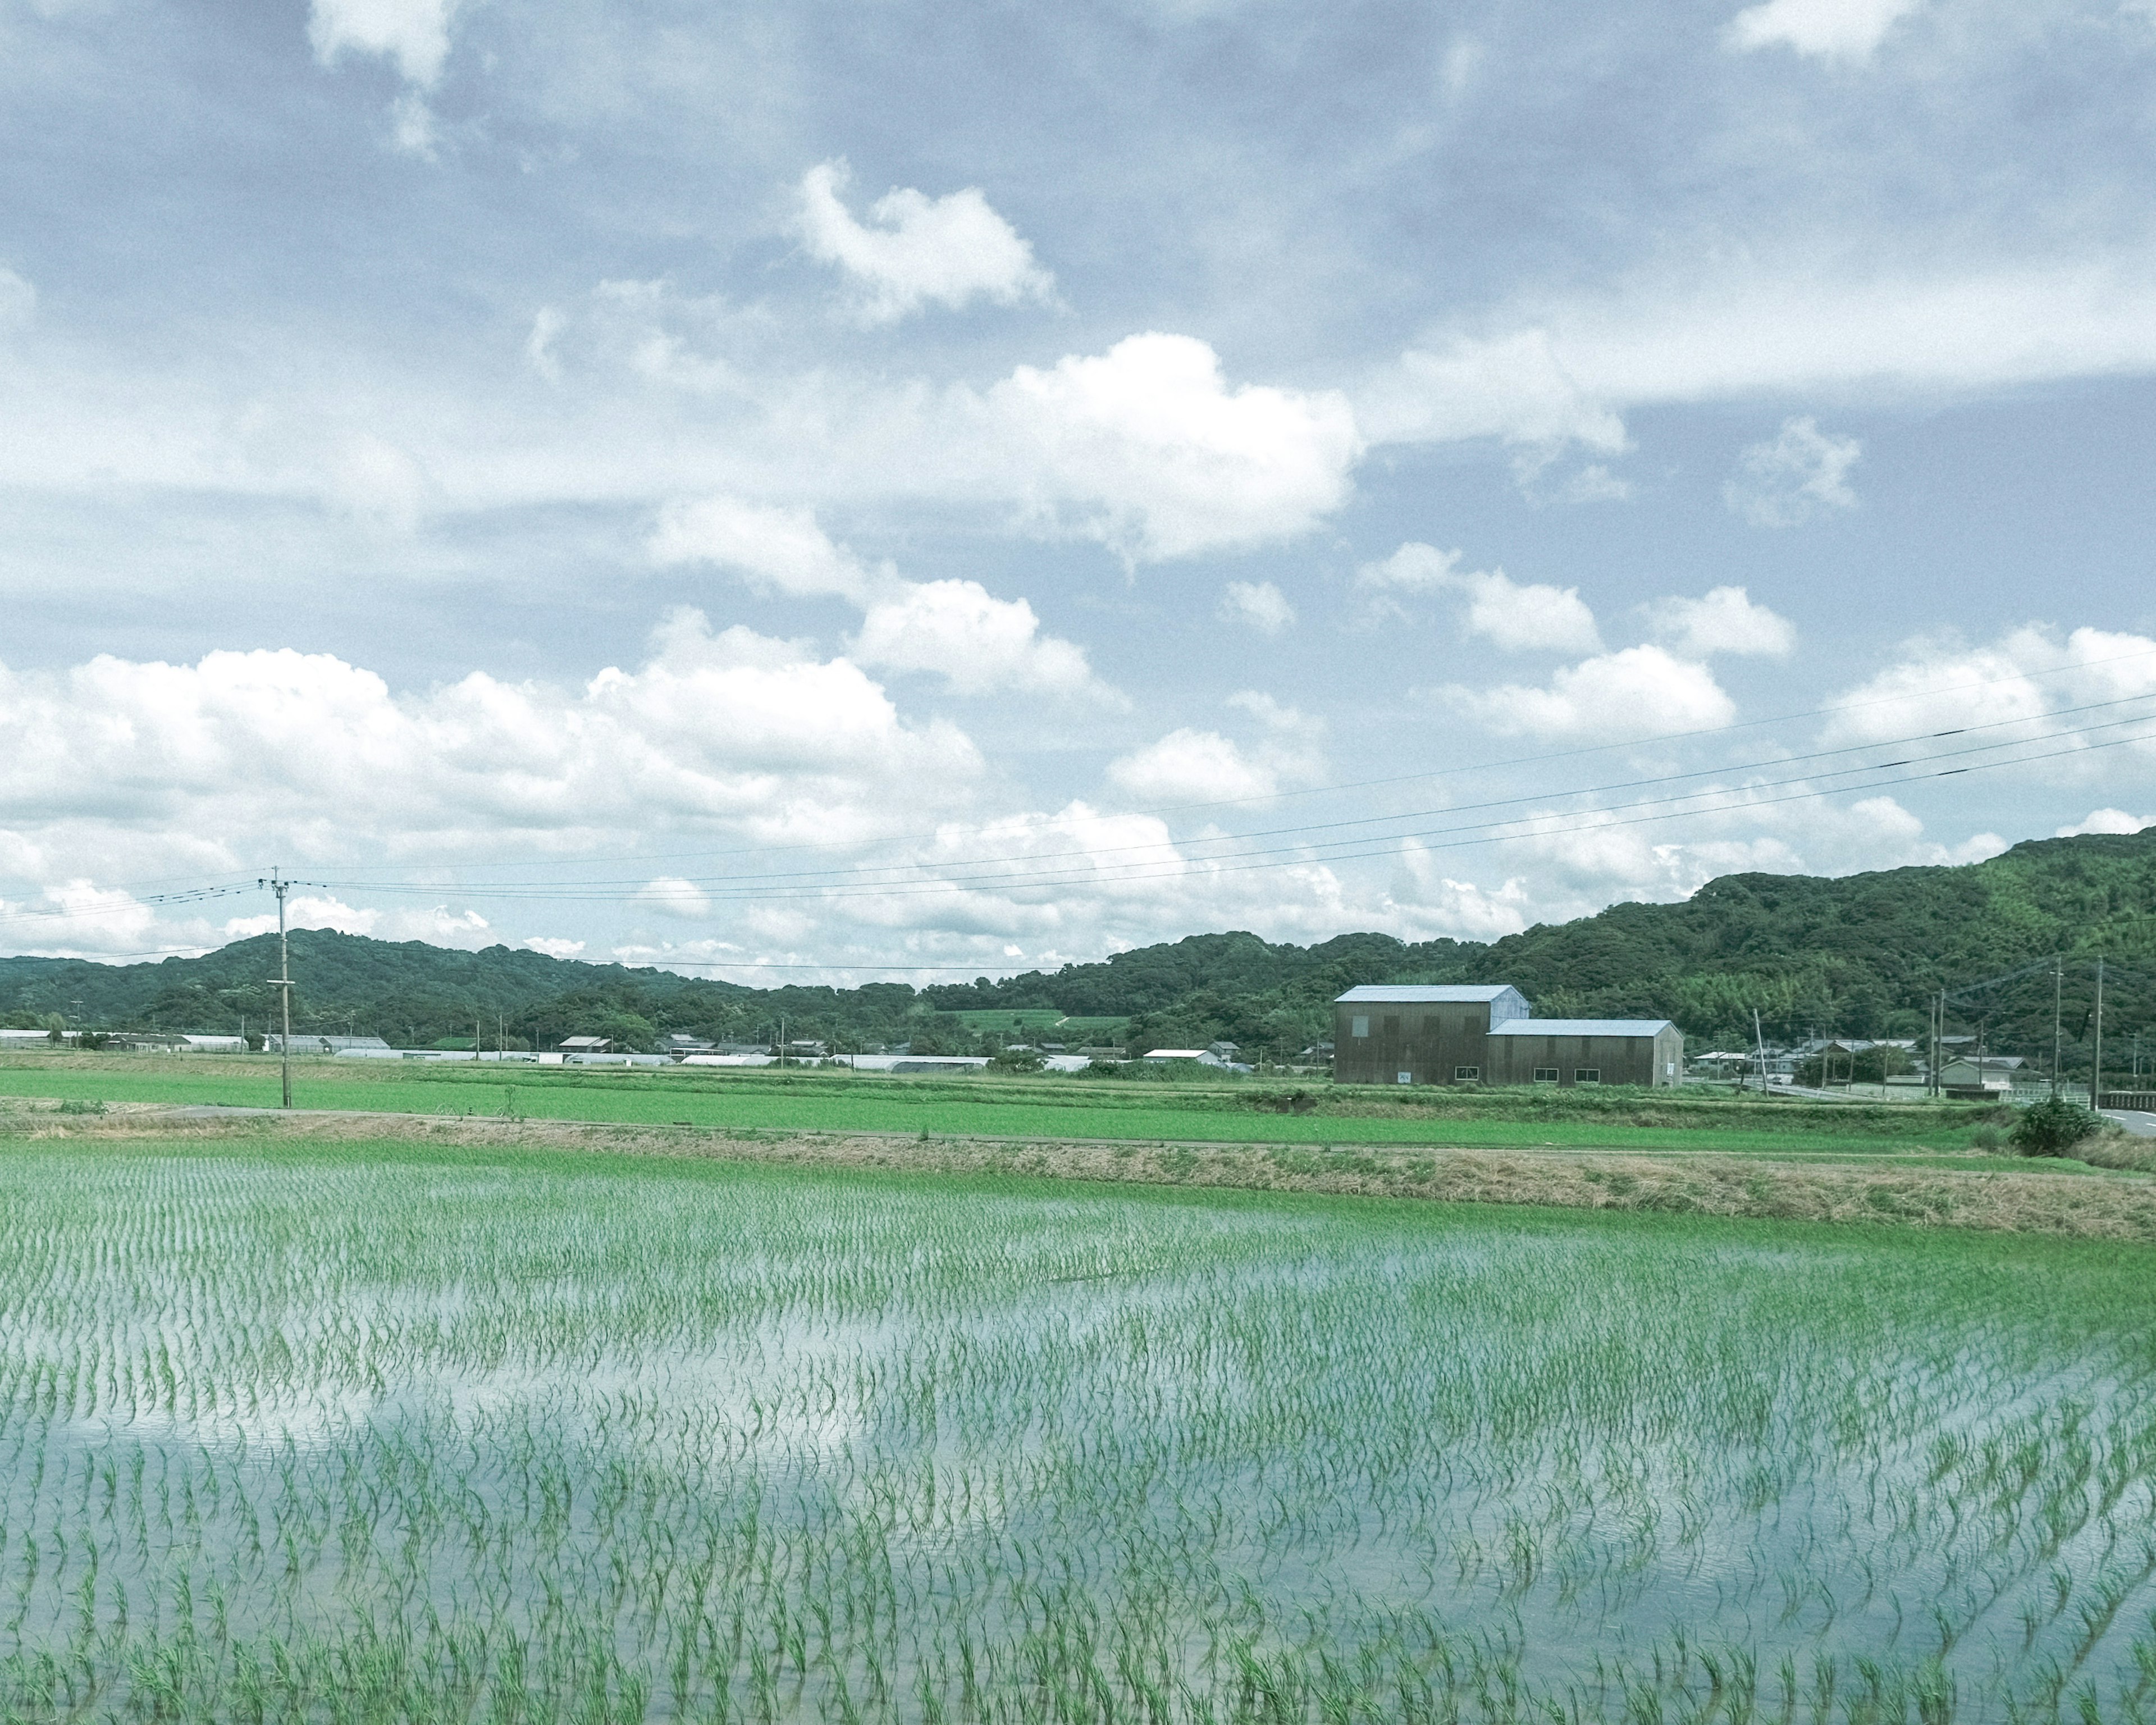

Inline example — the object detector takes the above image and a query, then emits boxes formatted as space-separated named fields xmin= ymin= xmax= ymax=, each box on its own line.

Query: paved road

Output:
xmin=2102 ymin=1109 xmax=2156 ymax=1137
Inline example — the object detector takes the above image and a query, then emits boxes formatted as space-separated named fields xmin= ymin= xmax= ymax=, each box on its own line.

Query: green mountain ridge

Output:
xmin=4 ymin=827 xmax=2154 ymax=1066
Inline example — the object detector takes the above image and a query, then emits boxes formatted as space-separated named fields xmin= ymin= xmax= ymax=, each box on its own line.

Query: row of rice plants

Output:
xmin=0 ymin=1140 xmax=2150 ymax=1721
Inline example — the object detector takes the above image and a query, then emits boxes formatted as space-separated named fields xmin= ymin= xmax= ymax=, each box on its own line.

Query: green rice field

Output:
xmin=0 ymin=1055 xmax=1997 ymax=1157
xmin=0 ymin=1137 xmax=2152 ymax=1722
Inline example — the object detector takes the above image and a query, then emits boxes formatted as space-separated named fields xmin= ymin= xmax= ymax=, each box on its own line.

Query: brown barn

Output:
xmin=1484 ymin=1017 xmax=1684 ymax=1088
xmin=1333 ymin=986 xmax=1682 ymax=1088
xmin=1332 ymin=985 xmax=1529 ymax=1085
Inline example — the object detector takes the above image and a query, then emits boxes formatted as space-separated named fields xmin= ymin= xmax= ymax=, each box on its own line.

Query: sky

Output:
xmin=3 ymin=0 xmax=2156 ymax=982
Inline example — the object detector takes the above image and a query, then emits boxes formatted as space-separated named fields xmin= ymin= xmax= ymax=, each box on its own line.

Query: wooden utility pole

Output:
xmin=259 ymin=871 xmax=295 ymax=1110
xmin=2052 ymin=955 xmax=2064 ymax=1098
xmin=2093 ymin=955 xmax=2105 ymax=1110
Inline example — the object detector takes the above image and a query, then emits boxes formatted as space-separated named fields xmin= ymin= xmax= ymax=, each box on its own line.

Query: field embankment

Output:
xmin=0 ymin=1049 xmax=2008 ymax=1154
xmin=13 ymin=1101 xmax=2156 ymax=1243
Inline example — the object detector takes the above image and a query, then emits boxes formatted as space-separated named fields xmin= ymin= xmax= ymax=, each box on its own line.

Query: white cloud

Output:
xmin=649 ymin=497 xmax=879 ymax=603
xmin=1724 ymin=417 xmax=1861 ymax=527
xmin=1818 ymin=624 xmax=2156 ymax=748
xmin=636 ymin=878 xmax=714 ymax=920
xmin=1453 ymin=570 xmax=1602 ymax=655
xmin=1106 ymin=729 xmax=1281 ymax=804
xmin=0 ymin=612 xmax=985 ymax=905
xmin=1367 ymin=255 xmax=2156 ymax=460
xmin=851 ymin=579 xmax=1120 ymax=702
xmin=326 ymin=434 xmax=433 ymax=534
xmin=1218 ymin=579 xmax=1296 ymax=636
xmin=1724 ymin=0 xmax=1922 ymax=61
xmin=524 ymin=935 xmax=587 ymax=959
xmin=1645 ymin=586 xmax=1796 ymax=658
xmin=649 ymin=500 xmax=1113 ymax=700
xmin=2057 ymin=809 xmax=2153 ymax=837
xmin=990 ymin=333 xmax=1362 ymax=560
xmin=797 ymin=160 xmax=1056 ymax=323
xmin=1444 ymin=644 xmax=1737 ymax=740
xmin=1388 ymin=851 xmax=1533 ymax=938
xmin=1354 ymin=541 xmax=1461 ymax=595
xmin=308 ymin=0 xmax=458 ymax=86
xmin=223 ymin=895 xmax=379 ymax=939
xmin=1356 ymin=542 xmax=1601 ymax=652
xmin=1107 ymin=690 xmax=1325 ymax=805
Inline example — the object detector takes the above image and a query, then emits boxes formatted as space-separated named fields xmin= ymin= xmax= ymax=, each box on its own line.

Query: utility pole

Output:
xmin=1752 ymin=1008 xmax=1768 ymax=1093
xmin=2092 ymin=955 xmax=2105 ymax=1111
xmin=259 ymin=870 xmax=295 ymax=1110
xmin=2052 ymin=954 xmax=2064 ymax=1099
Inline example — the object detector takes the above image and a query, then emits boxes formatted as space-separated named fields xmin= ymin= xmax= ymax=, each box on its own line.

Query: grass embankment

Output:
xmin=18 ymin=1104 xmax=2156 ymax=1243
xmin=0 ymin=1051 xmax=2009 ymax=1154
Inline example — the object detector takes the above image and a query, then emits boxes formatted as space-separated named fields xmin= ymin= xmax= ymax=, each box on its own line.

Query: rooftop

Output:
xmin=1334 ymin=985 xmax=1522 ymax=1003
xmin=1487 ymin=1018 xmax=1675 ymax=1037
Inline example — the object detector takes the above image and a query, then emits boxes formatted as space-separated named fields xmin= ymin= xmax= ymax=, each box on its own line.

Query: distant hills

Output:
xmin=3 ymin=827 xmax=2153 ymax=1068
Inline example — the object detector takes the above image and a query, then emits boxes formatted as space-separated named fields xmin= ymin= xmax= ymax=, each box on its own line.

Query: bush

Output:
xmin=1968 ymin=1123 xmax=2008 ymax=1152
xmin=986 ymin=1048 xmax=1044 ymax=1073
xmin=2010 ymin=1096 xmax=2102 ymax=1158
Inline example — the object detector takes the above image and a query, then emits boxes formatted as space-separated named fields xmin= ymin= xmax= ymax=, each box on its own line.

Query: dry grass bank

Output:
xmin=6 ymin=1100 xmax=2156 ymax=1245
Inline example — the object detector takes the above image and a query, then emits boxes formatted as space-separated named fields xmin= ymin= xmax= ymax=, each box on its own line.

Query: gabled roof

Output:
xmin=1487 ymin=1018 xmax=1675 ymax=1037
xmin=1334 ymin=985 xmax=1522 ymax=1003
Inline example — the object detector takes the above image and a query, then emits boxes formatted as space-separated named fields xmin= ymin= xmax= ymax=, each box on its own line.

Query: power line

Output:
xmin=312 ymin=711 xmax=2156 ymax=907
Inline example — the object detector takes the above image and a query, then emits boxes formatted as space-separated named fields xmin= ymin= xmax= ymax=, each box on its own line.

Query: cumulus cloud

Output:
xmin=851 ymin=579 xmax=1120 ymax=702
xmin=1818 ymin=624 xmax=2156 ymax=749
xmin=308 ymin=0 xmax=459 ymax=155
xmin=1356 ymin=542 xmax=1601 ymax=653
xmin=308 ymin=0 xmax=458 ymax=85
xmin=1442 ymin=644 xmax=1736 ymax=740
xmin=0 ymin=613 xmax=985 ymax=907
xmin=797 ymin=160 xmax=1056 ymax=323
xmin=1723 ymin=0 xmax=1921 ymax=61
xmin=1106 ymin=691 xmax=1325 ymax=804
xmin=1388 ymin=850 xmax=1533 ymax=938
xmin=990 ymin=333 xmax=1362 ymax=560
xmin=2056 ymin=809 xmax=2153 ymax=837
xmin=650 ymin=497 xmax=879 ymax=602
xmin=636 ymin=878 xmax=714 ymax=920
xmin=1645 ymin=586 xmax=1796 ymax=658
xmin=1218 ymin=579 xmax=1296 ymax=636
xmin=1724 ymin=417 xmax=1861 ymax=527
xmin=524 ymin=935 xmax=586 ymax=959
xmin=648 ymin=499 xmax=1113 ymax=700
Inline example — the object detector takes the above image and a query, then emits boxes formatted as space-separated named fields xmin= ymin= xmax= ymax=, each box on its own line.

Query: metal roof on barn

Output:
xmin=1333 ymin=985 xmax=1521 ymax=1003
xmin=1487 ymin=1019 xmax=1674 ymax=1037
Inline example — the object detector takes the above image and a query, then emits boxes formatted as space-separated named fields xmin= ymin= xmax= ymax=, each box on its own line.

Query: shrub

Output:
xmin=2010 ymin=1096 xmax=2102 ymax=1158
xmin=1968 ymin=1123 xmax=2008 ymax=1152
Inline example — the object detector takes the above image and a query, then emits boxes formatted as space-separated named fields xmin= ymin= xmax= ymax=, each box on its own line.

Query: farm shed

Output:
xmin=1332 ymin=986 xmax=1680 ymax=1088
xmin=1484 ymin=1018 xmax=1684 ymax=1088
xmin=1332 ymin=985 xmax=1529 ymax=1086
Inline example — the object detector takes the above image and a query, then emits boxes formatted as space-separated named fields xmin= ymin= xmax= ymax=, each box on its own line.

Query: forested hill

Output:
xmin=3 ymin=825 xmax=2154 ymax=1062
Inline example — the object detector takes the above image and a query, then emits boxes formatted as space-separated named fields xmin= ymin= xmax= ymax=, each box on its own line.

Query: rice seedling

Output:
xmin=0 ymin=1137 xmax=2149 ymax=1721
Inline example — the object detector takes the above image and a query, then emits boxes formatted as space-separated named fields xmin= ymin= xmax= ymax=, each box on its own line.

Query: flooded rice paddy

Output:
xmin=0 ymin=1142 xmax=2153 ymax=1722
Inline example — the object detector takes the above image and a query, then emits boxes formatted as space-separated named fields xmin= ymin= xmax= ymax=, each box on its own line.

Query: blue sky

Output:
xmin=3 ymin=0 xmax=2154 ymax=976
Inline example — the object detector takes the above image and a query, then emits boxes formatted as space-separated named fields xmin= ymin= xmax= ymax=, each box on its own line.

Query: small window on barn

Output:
xmin=1396 ymin=1071 xmax=1413 ymax=1085
xmin=1532 ymin=1067 xmax=1559 ymax=1083
xmin=1573 ymin=1068 xmax=1601 ymax=1085
xmin=1453 ymin=1065 xmax=1480 ymax=1081
xmin=1350 ymin=1016 xmax=1369 ymax=1038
